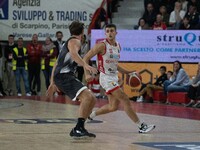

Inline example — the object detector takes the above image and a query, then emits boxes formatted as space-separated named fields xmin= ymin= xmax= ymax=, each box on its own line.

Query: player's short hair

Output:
xmin=105 ymin=24 xmax=117 ymax=30
xmin=69 ymin=21 xmax=84 ymax=36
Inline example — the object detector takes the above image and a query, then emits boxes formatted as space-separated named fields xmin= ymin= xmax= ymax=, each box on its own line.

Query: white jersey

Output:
xmin=97 ymin=39 xmax=120 ymax=75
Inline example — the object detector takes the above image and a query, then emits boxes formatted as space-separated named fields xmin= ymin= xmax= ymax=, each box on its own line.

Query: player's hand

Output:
xmin=46 ymin=83 xmax=58 ymax=97
xmin=84 ymin=64 xmax=97 ymax=74
xmin=85 ymin=74 xmax=93 ymax=82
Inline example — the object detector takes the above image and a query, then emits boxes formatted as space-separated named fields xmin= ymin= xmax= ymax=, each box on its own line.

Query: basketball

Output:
xmin=128 ymin=72 xmax=142 ymax=87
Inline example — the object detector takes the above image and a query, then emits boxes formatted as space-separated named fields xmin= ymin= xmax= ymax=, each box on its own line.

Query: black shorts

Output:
xmin=54 ymin=73 xmax=87 ymax=100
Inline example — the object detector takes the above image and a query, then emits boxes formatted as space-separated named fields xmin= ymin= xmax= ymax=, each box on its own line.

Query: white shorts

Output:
xmin=100 ymin=73 xmax=120 ymax=94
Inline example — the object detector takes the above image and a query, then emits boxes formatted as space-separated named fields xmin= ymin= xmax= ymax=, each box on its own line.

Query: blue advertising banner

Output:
xmin=91 ymin=30 xmax=200 ymax=63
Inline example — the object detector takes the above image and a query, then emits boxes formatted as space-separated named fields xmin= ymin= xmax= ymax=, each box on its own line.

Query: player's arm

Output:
xmin=83 ymin=43 xmax=105 ymax=82
xmin=117 ymin=65 xmax=135 ymax=74
xmin=68 ymin=39 xmax=97 ymax=74
xmin=46 ymin=60 xmax=58 ymax=97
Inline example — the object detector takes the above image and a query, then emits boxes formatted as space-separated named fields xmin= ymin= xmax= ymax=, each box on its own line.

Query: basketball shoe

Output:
xmin=139 ymin=122 xmax=156 ymax=133
xmin=70 ymin=127 xmax=96 ymax=139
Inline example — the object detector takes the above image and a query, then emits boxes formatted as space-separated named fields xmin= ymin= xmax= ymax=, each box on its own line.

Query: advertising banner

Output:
xmin=91 ymin=30 xmax=200 ymax=63
xmin=0 ymin=0 xmax=102 ymax=40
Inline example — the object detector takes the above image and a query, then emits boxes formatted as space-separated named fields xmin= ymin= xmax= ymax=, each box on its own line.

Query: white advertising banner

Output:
xmin=91 ymin=30 xmax=200 ymax=63
xmin=0 ymin=0 xmax=102 ymax=41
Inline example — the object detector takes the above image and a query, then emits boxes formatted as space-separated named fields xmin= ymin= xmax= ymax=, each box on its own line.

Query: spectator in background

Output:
xmin=12 ymin=38 xmax=31 ymax=97
xmin=179 ymin=16 xmax=192 ymax=29
xmin=163 ymin=61 xmax=191 ymax=102
xmin=0 ymin=43 xmax=5 ymax=97
xmin=185 ymin=62 xmax=200 ymax=108
xmin=161 ymin=0 xmax=176 ymax=14
xmin=167 ymin=71 xmax=174 ymax=81
xmin=54 ymin=31 xmax=64 ymax=57
xmin=77 ymin=34 xmax=89 ymax=82
xmin=180 ymin=0 xmax=188 ymax=12
xmin=144 ymin=0 xmax=162 ymax=13
xmin=159 ymin=5 xmax=170 ymax=27
xmin=27 ymin=34 xmax=42 ymax=96
xmin=142 ymin=3 xmax=157 ymax=27
xmin=184 ymin=5 xmax=199 ymax=29
xmin=41 ymin=37 xmax=57 ymax=89
xmin=152 ymin=14 xmax=167 ymax=30
xmin=187 ymin=0 xmax=200 ymax=13
xmin=137 ymin=66 xmax=168 ymax=103
xmin=4 ymin=34 xmax=16 ymax=96
xmin=134 ymin=18 xmax=149 ymax=30
xmin=169 ymin=1 xmax=186 ymax=29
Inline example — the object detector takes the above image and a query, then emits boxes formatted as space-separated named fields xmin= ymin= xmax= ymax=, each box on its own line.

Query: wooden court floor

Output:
xmin=0 ymin=96 xmax=200 ymax=150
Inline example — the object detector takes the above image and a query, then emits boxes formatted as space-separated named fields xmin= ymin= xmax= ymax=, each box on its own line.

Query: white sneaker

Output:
xmin=137 ymin=96 xmax=144 ymax=102
xmin=139 ymin=123 xmax=156 ymax=133
xmin=26 ymin=93 xmax=31 ymax=96
xmin=17 ymin=93 xmax=22 ymax=97
xmin=86 ymin=111 xmax=96 ymax=123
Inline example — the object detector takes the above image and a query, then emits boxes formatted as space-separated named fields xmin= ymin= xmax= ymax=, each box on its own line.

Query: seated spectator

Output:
xmin=167 ymin=71 xmax=174 ymax=81
xmin=163 ymin=60 xmax=191 ymax=99
xmin=144 ymin=0 xmax=162 ymax=13
xmin=185 ymin=62 xmax=200 ymax=108
xmin=179 ymin=16 xmax=192 ymax=29
xmin=184 ymin=5 xmax=199 ymax=28
xmin=134 ymin=18 xmax=149 ymax=30
xmin=169 ymin=1 xmax=186 ymax=29
xmin=142 ymin=3 xmax=157 ymax=27
xmin=187 ymin=0 xmax=200 ymax=13
xmin=161 ymin=0 xmax=176 ymax=14
xmin=137 ymin=66 xmax=168 ymax=103
xmin=12 ymin=38 xmax=31 ymax=96
xmin=152 ymin=14 xmax=167 ymax=30
xmin=180 ymin=0 xmax=188 ymax=12
xmin=159 ymin=5 xmax=170 ymax=27
xmin=41 ymin=36 xmax=57 ymax=89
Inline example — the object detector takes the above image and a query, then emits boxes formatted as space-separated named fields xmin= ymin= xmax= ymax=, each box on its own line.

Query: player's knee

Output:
xmin=87 ymin=92 xmax=96 ymax=103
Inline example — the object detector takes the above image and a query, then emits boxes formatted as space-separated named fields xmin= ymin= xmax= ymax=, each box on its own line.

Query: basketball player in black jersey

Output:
xmin=46 ymin=21 xmax=97 ymax=138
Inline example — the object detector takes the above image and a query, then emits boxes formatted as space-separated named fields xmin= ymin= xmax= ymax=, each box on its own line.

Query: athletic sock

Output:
xmin=136 ymin=120 xmax=142 ymax=128
xmin=90 ymin=111 xmax=96 ymax=119
xmin=75 ymin=118 xmax=85 ymax=130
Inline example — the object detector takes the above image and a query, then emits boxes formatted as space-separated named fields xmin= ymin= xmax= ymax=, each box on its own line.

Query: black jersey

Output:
xmin=54 ymin=37 xmax=80 ymax=76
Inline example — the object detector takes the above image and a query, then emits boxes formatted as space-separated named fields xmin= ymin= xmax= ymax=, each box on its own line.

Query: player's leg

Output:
xmin=77 ymin=89 xmax=96 ymax=119
xmin=111 ymin=88 xmax=155 ymax=133
xmin=89 ymin=94 xmax=120 ymax=119
xmin=55 ymin=73 xmax=96 ymax=138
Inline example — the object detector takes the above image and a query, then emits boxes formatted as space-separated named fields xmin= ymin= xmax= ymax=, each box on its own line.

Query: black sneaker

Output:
xmin=139 ymin=123 xmax=156 ymax=133
xmin=70 ymin=128 xmax=96 ymax=139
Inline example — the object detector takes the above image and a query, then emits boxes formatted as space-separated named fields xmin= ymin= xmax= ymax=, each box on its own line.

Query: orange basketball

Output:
xmin=128 ymin=72 xmax=142 ymax=87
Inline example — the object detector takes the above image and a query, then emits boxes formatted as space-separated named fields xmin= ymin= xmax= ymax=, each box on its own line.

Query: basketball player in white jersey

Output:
xmin=84 ymin=24 xmax=155 ymax=133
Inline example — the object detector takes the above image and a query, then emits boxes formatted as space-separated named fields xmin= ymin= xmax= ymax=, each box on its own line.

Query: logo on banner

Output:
xmin=0 ymin=0 xmax=8 ymax=20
